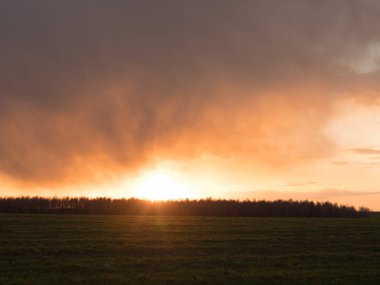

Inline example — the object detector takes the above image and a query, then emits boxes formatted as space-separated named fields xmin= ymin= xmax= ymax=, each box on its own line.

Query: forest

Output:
xmin=0 ymin=197 xmax=370 ymax=217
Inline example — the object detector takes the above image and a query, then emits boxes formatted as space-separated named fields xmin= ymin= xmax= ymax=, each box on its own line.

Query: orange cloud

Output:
xmin=0 ymin=1 xmax=379 ymax=197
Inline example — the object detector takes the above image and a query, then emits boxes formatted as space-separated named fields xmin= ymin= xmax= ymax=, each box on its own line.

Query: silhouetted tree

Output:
xmin=0 ymin=197 xmax=370 ymax=217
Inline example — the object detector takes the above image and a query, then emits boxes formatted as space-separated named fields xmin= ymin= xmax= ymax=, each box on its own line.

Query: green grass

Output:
xmin=0 ymin=215 xmax=379 ymax=285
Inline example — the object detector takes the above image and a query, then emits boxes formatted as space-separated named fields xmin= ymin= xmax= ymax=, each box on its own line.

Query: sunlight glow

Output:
xmin=131 ymin=170 xmax=197 ymax=201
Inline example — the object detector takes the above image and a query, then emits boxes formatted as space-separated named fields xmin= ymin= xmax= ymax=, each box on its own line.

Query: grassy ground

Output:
xmin=0 ymin=215 xmax=379 ymax=285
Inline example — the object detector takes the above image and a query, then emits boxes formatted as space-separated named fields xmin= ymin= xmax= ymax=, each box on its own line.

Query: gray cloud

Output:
xmin=330 ymin=161 xmax=351 ymax=165
xmin=1 ymin=1 xmax=380 ymax=187
xmin=351 ymin=148 xmax=380 ymax=155
xmin=284 ymin=181 xmax=319 ymax=187
xmin=230 ymin=189 xmax=380 ymax=201
xmin=318 ymin=188 xmax=380 ymax=198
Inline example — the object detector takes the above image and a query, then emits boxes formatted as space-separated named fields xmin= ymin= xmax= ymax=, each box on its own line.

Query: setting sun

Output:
xmin=131 ymin=170 xmax=197 ymax=201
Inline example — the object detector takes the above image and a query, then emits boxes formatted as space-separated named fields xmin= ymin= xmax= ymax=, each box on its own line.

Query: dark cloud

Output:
xmin=330 ymin=161 xmax=351 ymax=165
xmin=1 ymin=1 xmax=380 ymax=187
xmin=351 ymin=148 xmax=380 ymax=155
xmin=318 ymin=189 xmax=380 ymax=198
xmin=284 ymin=181 xmax=319 ymax=187
xmin=231 ymin=189 xmax=380 ymax=201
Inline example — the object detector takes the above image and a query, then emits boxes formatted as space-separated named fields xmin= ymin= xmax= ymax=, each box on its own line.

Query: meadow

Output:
xmin=0 ymin=215 xmax=379 ymax=285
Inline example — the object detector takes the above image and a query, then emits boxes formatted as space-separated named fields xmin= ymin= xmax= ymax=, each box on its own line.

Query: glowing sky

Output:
xmin=1 ymin=1 xmax=380 ymax=209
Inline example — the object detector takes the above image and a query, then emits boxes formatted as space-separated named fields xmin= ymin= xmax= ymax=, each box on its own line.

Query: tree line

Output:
xmin=0 ymin=197 xmax=370 ymax=217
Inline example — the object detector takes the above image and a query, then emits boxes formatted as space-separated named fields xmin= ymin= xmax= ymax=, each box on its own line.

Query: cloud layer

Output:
xmin=1 ymin=1 xmax=380 ymax=187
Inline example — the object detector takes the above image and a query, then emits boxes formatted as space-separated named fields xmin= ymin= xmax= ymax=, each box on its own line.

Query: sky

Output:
xmin=1 ymin=0 xmax=380 ymax=209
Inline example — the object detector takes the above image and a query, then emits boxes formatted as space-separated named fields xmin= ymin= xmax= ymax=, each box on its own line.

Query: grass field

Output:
xmin=0 ymin=215 xmax=379 ymax=285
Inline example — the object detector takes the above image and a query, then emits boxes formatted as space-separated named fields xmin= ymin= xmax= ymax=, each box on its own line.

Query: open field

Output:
xmin=0 ymin=215 xmax=379 ymax=285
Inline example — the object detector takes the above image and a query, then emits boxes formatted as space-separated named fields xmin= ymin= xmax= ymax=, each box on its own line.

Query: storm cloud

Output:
xmin=1 ymin=0 xmax=380 ymax=187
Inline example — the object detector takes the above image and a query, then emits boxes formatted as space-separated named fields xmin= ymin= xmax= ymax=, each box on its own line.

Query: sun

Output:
xmin=131 ymin=170 xmax=197 ymax=201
